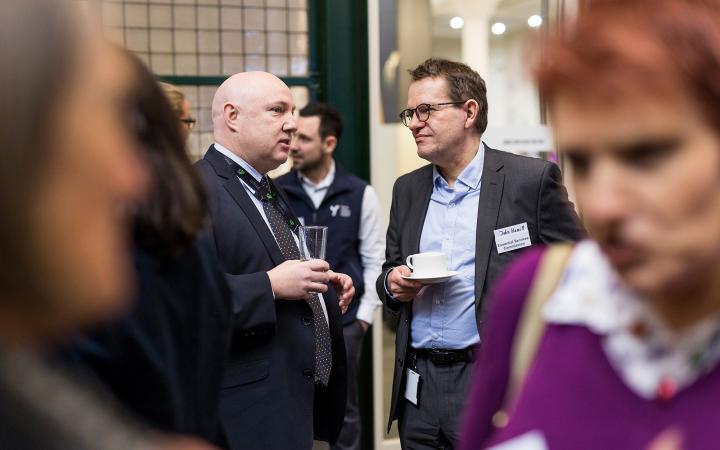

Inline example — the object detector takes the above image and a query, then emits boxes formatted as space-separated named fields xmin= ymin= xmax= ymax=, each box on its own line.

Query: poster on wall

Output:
xmin=483 ymin=126 xmax=556 ymax=162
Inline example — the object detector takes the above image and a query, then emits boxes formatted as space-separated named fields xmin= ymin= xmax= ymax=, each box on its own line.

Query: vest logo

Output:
xmin=330 ymin=204 xmax=352 ymax=218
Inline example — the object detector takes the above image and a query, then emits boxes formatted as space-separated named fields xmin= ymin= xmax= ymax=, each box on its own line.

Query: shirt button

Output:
xmin=302 ymin=316 xmax=312 ymax=326
xmin=302 ymin=369 xmax=313 ymax=379
xmin=432 ymin=333 xmax=439 ymax=339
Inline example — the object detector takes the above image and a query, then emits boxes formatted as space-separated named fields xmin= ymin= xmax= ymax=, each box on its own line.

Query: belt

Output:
xmin=410 ymin=347 xmax=474 ymax=366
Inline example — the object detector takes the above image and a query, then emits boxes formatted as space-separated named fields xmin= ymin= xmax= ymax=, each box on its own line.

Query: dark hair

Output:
xmin=409 ymin=58 xmax=489 ymax=135
xmin=125 ymin=52 xmax=208 ymax=255
xmin=299 ymin=102 xmax=343 ymax=141
xmin=535 ymin=0 xmax=720 ymax=134
xmin=0 ymin=0 xmax=82 ymax=298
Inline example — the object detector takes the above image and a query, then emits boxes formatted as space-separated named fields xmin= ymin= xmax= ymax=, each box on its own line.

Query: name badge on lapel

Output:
xmin=494 ymin=222 xmax=532 ymax=254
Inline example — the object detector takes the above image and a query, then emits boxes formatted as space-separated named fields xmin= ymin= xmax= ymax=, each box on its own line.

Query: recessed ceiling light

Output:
xmin=450 ymin=16 xmax=464 ymax=30
xmin=491 ymin=22 xmax=506 ymax=35
xmin=528 ymin=14 xmax=543 ymax=28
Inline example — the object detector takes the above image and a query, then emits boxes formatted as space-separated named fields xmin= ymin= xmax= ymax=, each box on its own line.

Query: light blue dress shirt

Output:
xmin=411 ymin=146 xmax=484 ymax=350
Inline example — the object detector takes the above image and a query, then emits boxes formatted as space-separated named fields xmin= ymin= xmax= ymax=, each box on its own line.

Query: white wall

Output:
xmin=432 ymin=36 xmax=462 ymax=61
xmin=486 ymin=29 xmax=542 ymax=127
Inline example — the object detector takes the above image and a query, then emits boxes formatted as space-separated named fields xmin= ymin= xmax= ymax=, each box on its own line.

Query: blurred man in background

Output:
xmin=277 ymin=103 xmax=385 ymax=450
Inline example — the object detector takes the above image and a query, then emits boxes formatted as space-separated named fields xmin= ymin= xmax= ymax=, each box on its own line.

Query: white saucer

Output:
xmin=401 ymin=270 xmax=458 ymax=284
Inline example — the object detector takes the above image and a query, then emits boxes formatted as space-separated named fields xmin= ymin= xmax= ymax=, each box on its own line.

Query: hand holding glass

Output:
xmin=298 ymin=225 xmax=327 ymax=261
xmin=298 ymin=226 xmax=328 ymax=294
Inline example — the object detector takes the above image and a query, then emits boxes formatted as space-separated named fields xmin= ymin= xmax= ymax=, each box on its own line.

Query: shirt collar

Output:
xmin=298 ymin=160 xmax=336 ymax=191
xmin=543 ymin=240 xmax=720 ymax=399
xmin=432 ymin=142 xmax=485 ymax=190
xmin=214 ymin=142 xmax=263 ymax=182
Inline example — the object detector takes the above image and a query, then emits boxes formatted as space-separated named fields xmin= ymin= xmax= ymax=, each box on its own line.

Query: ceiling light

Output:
xmin=528 ymin=14 xmax=543 ymax=28
xmin=450 ymin=16 xmax=464 ymax=30
xmin=491 ymin=22 xmax=506 ymax=35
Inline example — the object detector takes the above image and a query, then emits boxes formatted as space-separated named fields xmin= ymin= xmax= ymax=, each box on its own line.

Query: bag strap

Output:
xmin=492 ymin=243 xmax=574 ymax=428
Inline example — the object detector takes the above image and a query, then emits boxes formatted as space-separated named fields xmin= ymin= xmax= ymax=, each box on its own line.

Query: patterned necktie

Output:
xmin=258 ymin=176 xmax=332 ymax=386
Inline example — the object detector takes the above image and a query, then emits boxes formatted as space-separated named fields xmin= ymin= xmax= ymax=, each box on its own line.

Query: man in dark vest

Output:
xmin=276 ymin=103 xmax=385 ymax=450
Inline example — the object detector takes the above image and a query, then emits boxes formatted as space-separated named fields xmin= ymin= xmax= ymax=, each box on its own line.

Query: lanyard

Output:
xmin=236 ymin=167 xmax=300 ymax=232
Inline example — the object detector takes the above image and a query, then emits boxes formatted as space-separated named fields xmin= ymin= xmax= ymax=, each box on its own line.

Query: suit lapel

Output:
xmin=204 ymin=147 xmax=286 ymax=266
xmin=474 ymin=147 xmax=505 ymax=309
xmin=408 ymin=166 xmax=434 ymax=254
xmin=224 ymin=177 xmax=286 ymax=265
xmin=271 ymin=178 xmax=300 ymax=216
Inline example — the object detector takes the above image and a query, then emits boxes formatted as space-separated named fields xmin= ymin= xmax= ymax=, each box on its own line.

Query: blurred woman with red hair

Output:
xmin=460 ymin=1 xmax=720 ymax=449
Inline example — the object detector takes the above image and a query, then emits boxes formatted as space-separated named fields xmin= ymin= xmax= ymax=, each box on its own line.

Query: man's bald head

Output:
xmin=212 ymin=72 xmax=288 ymax=122
xmin=211 ymin=71 xmax=296 ymax=174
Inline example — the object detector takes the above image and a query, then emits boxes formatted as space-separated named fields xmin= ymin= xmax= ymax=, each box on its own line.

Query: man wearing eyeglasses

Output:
xmin=376 ymin=58 xmax=584 ymax=449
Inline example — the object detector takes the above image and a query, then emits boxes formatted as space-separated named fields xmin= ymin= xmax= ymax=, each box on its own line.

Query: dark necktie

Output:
xmin=257 ymin=176 xmax=332 ymax=386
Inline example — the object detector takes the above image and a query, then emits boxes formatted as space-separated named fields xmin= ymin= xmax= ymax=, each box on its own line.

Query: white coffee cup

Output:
xmin=406 ymin=252 xmax=447 ymax=277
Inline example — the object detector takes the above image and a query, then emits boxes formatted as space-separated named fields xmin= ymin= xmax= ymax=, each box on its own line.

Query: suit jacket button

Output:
xmin=302 ymin=317 xmax=312 ymax=326
xmin=302 ymin=369 xmax=313 ymax=379
xmin=397 ymin=358 xmax=403 ymax=365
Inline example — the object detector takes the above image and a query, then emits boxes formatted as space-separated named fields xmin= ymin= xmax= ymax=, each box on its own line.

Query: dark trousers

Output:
xmin=331 ymin=320 xmax=365 ymax=450
xmin=398 ymin=354 xmax=475 ymax=450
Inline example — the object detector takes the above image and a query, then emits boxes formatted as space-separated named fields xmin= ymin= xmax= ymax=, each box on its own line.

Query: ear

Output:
xmin=223 ymin=103 xmax=240 ymax=132
xmin=323 ymin=135 xmax=338 ymax=155
xmin=464 ymin=99 xmax=480 ymax=131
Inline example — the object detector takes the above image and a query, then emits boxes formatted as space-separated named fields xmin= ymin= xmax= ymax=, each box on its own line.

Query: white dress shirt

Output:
xmin=297 ymin=161 xmax=385 ymax=325
xmin=214 ymin=143 xmax=328 ymax=322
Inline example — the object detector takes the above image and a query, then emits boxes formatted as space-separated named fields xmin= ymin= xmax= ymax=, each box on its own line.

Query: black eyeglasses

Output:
xmin=180 ymin=118 xmax=197 ymax=130
xmin=398 ymin=101 xmax=468 ymax=127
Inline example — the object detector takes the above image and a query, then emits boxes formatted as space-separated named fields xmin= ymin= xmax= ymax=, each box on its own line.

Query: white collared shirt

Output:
xmin=296 ymin=161 xmax=385 ymax=325
xmin=544 ymin=240 xmax=720 ymax=399
xmin=298 ymin=161 xmax=336 ymax=209
xmin=214 ymin=143 xmax=328 ymax=322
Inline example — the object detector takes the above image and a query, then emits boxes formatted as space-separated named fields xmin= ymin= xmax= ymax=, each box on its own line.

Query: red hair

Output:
xmin=535 ymin=0 xmax=720 ymax=131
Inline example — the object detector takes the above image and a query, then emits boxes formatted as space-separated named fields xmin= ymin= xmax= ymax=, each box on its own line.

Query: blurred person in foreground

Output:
xmin=0 ymin=1 xmax=212 ymax=449
xmin=195 ymin=72 xmax=354 ymax=450
xmin=276 ymin=102 xmax=385 ymax=450
xmin=460 ymin=1 xmax=720 ymax=449
xmin=61 ymin=53 xmax=232 ymax=446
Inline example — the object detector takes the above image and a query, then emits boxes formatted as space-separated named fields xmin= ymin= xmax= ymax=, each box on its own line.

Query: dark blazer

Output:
xmin=59 ymin=234 xmax=232 ymax=446
xmin=195 ymin=146 xmax=347 ymax=450
xmin=375 ymin=144 xmax=585 ymax=431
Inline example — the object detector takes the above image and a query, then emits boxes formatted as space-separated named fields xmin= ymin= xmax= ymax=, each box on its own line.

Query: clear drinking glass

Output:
xmin=298 ymin=225 xmax=328 ymax=261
